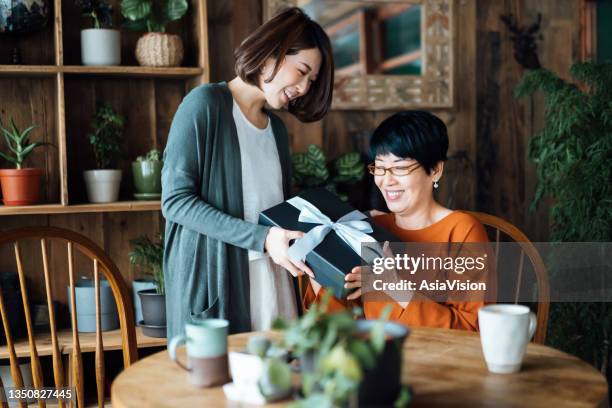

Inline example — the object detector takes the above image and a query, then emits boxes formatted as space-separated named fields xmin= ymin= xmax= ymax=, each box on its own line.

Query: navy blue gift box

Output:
xmin=259 ymin=188 xmax=397 ymax=298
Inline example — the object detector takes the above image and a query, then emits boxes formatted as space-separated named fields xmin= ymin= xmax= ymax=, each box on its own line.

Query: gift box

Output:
xmin=259 ymin=188 xmax=397 ymax=298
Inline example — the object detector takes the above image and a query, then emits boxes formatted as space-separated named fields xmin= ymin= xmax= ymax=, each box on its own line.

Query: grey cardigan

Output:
xmin=161 ymin=82 xmax=293 ymax=337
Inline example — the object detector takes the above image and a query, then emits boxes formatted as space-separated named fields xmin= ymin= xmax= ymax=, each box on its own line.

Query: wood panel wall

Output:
xmin=0 ymin=0 xmax=582 ymax=309
xmin=208 ymin=0 xmax=582 ymax=241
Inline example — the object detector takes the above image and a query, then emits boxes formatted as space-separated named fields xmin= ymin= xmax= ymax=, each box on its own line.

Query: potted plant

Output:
xmin=292 ymin=144 xmax=367 ymax=209
xmin=0 ymin=117 xmax=49 ymax=205
xmin=271 ymin=294 xmax=412 ymax=407
xmin=132 ymin=148 xmax=162 ymax=199
xmin=76 ymin=0 xmax=121 ymax=66
xmin=84 ymin=104 xmax=125 ymax=203
xmin=120 ymin=0 xmax=188 ymax=67
xmin=129 ymin=233 xmax=165 ymax=338
xmin=225 ymin=335 xmax=293 ymax=404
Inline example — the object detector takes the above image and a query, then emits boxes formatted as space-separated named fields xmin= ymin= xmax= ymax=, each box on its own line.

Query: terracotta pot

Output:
xmin=135 ymin=32 xmax=184 ymax=67
xmin=0 ymin=168 xmax=42 ymax=205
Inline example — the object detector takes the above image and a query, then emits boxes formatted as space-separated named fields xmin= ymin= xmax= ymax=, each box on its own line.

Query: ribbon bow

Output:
xmin=286 ymin=196 xmax=378 ymax=262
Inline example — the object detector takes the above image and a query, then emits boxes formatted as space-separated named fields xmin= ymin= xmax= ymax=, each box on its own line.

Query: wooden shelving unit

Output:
xmin=0 ymin=0 xmax=209 ymax=359
xmin=0 ymin=0 xmax=209 ymax=212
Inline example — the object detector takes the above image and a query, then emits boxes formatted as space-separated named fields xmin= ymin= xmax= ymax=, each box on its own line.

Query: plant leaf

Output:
xmin=121 ymin=0 xmax=152 ymax=21
xmin=163 ymin=0 xmax=188 ymax=21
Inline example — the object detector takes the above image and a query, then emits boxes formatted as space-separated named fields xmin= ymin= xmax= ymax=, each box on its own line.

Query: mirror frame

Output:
xmin=263 ymin=0 xmax=455 ymax=110
xmin=262 ymin=0 xmax=455 ymax=110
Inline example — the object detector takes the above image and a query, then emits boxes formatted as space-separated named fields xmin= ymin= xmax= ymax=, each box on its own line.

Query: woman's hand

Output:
xmin=265 ymin=226 xmax=314 ymax=278
xmin=345 ymin=266 xmax=362 ymax=300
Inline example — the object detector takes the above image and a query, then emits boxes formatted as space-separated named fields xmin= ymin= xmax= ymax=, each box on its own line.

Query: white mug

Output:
xmin=478 ymin=304 xmax=537 ymax=374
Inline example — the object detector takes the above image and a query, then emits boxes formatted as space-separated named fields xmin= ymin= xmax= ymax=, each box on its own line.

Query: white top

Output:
xmin=232 ymin=99 xmax=297 ymax=330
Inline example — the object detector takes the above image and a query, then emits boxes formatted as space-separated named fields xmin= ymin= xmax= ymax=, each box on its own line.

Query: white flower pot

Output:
xmin=84 ymin=169 xmax=122 ymax=203
xmin=81 ymin=29 xmax=121 ymax=66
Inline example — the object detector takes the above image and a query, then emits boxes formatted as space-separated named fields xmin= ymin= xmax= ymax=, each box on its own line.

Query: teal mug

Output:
xmin=168 ymin=318 xmax=230 ymax=387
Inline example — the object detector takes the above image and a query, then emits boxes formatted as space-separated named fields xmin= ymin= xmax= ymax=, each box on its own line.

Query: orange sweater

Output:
xmin=303 ymin=211 xmax=492 ymax=331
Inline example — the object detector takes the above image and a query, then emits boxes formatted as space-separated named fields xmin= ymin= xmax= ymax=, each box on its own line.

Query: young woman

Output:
xmin=305 ymin=111 xmax=492 ymax=331
xmin=162 ymin=8 xmax=334 ymax=337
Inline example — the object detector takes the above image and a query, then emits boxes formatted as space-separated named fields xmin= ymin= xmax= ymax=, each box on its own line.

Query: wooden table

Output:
xmin=111 ymin=327 xmax=609 ymax=407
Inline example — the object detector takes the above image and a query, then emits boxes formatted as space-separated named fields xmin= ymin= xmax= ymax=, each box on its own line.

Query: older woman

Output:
xmin=304 ymin=111 xmax=492 ymax=331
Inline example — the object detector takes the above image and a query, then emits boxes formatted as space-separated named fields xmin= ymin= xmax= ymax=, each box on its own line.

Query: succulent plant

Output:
xmin=0 ymin=117 xmax=48 ymax=169
xmin=136 ymin=148 xmax=162 ymax=162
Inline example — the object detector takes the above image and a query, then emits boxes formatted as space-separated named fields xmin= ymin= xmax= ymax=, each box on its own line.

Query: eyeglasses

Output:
xmin=367 ymin=162 xmax=421 ymax=176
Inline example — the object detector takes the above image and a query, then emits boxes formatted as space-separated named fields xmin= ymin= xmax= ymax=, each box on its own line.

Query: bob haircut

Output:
xmin=234 ymin=7 xmax=334 ymax=123
xmin=369 ymin=111 xmax=449 ymax=175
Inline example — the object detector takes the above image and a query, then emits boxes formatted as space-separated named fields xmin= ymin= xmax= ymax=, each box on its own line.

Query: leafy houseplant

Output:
xmin=292 ymin=144 xmax=366 ymax=207
xmin=76 ymin=0 xmax=121 ymax=66
xmin=132 ymin=148 xmax=162 ymax=199
xmin=516 ymin=61 xmax=612 ymax=383
xmin=0 ymin=117 xmax=48 ymax=205
xmin=121 ymin=0 xmax=188 ymax=67
xmin=83 ymin=104 xmax=125 ymax=203
xmin=272 ymin=294 xmax=411 ymax=407
xmin=129 ymin=233 xmax=166 ymax=337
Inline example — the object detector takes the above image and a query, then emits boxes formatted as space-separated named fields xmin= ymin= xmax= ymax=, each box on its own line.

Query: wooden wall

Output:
xmin=208 ymin=0 xmax=582 ymax=241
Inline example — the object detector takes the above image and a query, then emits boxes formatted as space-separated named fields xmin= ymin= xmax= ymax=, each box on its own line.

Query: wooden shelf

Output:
xmin=0 ymin=65 xmax=204 ymax=78
xmin=0 ymin=326 xmax=166 ymax=359
xmin=0 ymin=201 xmax=161 ymax=216
xmin=0 ymin=65 xmax=58 ymax=76
xmin=61 ymin=65 xmax=204 ymax=78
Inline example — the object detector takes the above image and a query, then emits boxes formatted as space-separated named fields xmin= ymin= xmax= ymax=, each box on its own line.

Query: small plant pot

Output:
xmin=0 ymin=168 xmax=42 ymax=205
xmin=135 ymin=32 xmax=184 ymax=67
xmin=67 ymin=278 xmax=119 ymax=333
xmin=132 ymin=278 xmax=156 ymax=324
xmin=81 ymin=29 xmax=121 ymax=66
xmin=355 ymin=320 xmax=409 ymax=406
xmin=132 ymin=160 xmax=162 ymax=197
xmin=138 ymin=288 xmax=166 ymax=327
xmin=84 ymin=169 xmax=122 ymax=203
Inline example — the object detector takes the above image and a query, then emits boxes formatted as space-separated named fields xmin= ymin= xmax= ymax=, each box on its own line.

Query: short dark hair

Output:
xmin=234 ymin=7 xmax=334 ymax=123
xmin=369 ymin=111 xmax=449 ymax=174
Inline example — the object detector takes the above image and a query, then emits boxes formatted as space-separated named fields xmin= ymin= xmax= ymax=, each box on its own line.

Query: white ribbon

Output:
xmin=286 ymin=196 xmax=378 ymax=262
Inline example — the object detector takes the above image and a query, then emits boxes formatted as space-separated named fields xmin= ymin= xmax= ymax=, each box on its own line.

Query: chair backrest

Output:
xmin=0 ymin=226 xmax=137 ymax=408
xmin=466 ymin=212 xmax=550 ymax=344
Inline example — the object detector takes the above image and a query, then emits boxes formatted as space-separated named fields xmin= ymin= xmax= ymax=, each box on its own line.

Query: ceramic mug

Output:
xmin=478 ymin=304 xmax=537 ymax=374
xmin=168 ymin=318 xmax=230 ymax=387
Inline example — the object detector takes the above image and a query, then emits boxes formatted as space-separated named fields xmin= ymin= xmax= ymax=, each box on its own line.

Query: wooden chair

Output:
xmin=0 ymin=226 xmax=137 ymax=408
xmin=466 ymin=212 xmax=550 ymax=344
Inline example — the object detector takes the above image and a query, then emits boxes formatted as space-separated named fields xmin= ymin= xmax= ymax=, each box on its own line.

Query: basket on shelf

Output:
xmin=135 ymin=32 xmax=184 ymax=67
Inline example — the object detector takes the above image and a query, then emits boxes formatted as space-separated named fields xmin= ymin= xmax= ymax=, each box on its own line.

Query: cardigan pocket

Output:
xmin=190 ymin=296 xmax=219 ymax=320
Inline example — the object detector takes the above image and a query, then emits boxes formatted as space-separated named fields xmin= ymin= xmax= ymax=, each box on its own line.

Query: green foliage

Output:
xmin=88 ymin=104 xmax=125 ymax=169
xmin=292 ymin=144 xmax=365 ymax=201
xmin=121 ymin=0 xmax=188 ymax=33
xmin=75 ymin=0 xmax=114 ymax=29
xmin=0 ymin=117 xmax=47 ymax=169
xmin=516 ymin=61 xmax=612 ymax=377
xmin=136 ymin=148 xmax=161 ymax=162
xmin=129 ymin=233 xmax=164 ymax=294
xmin=274 ymin=292 xmax=400 ymax=407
